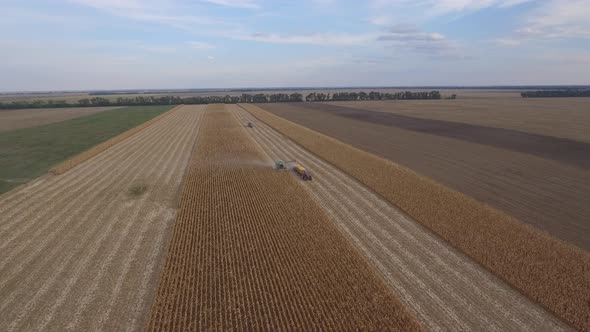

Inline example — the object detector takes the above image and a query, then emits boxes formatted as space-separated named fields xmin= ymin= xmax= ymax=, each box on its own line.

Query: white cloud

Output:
xmin=497 ymin=0 xmax=590 ymax=44
xmin=370 ymin=0 xmax=533 ymax=23
xmin=522 ymin=0 xmax=590 ymax=38
xmin=68 ymin=0 xmax=145 ymax=11
xmin=239 ymin=32 xmax=377 ymax=46
xmin=494 ymin=38 xmax=522 ymax=46
xmin=372 ymin=0 xmax=533 ymax=12
xmin=67 ymin=0 xmax=237 ymax=34
xmin=376 ymin=25 xmax=463 ymax=58
xmin=187 ymin=41 xmax=216 ymax=50
xmin=205 ymin=0 xmax=259 ymax=9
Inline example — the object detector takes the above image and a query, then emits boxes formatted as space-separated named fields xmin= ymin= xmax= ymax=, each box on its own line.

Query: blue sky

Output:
xmin=1 ymin=0 xmax=589 ymax=91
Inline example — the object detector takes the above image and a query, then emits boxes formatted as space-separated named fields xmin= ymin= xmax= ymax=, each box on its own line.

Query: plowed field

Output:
xmin=0 ymin=105 xmax=204 ymax=331
xmin=147 ymin=104 xmax=421 ymax=331
xmin=334 ymin=98 xmax=590 ymax=143
xmin=234 ymin=105 xmax=574 ymax=332
xmin=257 ymin=102 xmax=590 ymax=251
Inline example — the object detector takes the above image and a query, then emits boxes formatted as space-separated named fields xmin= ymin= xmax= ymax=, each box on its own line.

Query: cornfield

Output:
xmin=147 ymin=104 xmax=422 ymax=331
xmin=241 ymin=103 xmax=590 ymax=332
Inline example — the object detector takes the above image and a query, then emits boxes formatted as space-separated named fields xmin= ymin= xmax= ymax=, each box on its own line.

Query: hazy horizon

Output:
xmin=2 ymin=0 xmax=589 ymax=91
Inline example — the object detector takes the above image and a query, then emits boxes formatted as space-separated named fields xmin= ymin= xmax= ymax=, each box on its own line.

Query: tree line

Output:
xmin=521 ymin=90 xmax=590 ymax=98
xmin=0 ymin=90 xmax=445 ymax=109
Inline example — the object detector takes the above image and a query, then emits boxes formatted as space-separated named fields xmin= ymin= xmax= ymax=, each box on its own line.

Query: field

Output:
xmin=0 ymin=105 xmax=173 ymax=194
xmin=0 ymin=105 xmax=204 ymax=331
xmin=148 ymin=105 xmax=421 ymax=331
xmin=0 ymin=107 xmax=121 ymax=132
xmin=333 ymin=98 xmax=590 ymax=143
xmin=233 ymin=105 xmax=572 ymax=331
xmin=256 ymin=101 xmax=590 ymax=251
xmin=243 ymin=103 xmax=590 ymax=331
xmin=0 ymin=96 xmax=588 ymax=331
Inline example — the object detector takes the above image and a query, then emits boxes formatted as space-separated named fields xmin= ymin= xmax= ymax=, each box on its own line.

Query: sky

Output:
xmin=1 ymin=0 xmax=589 ymax=91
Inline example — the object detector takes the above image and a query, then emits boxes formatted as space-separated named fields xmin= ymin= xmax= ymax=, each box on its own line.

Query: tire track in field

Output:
xmin=234 ymin=105 xmax=573 ymax=332
xmin=0 ymin=106 xmax=204 ymax=332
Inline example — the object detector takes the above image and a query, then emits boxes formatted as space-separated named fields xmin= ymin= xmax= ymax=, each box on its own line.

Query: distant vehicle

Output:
xmin=247 ymin=122 xmax=254 ymax=128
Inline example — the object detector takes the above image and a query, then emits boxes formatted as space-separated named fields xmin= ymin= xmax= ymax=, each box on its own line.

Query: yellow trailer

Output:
xmin=293 ymin=164 xmax=312 ymax=181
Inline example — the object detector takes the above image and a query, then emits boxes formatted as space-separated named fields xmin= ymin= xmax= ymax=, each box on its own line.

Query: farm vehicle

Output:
xmin=275 ymin=160 xmax=313 ymax=181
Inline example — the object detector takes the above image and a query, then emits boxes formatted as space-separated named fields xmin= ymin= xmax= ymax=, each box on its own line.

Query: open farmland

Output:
xmin=0 ymin=107 xmax=121 ymax=132
xmin=334 ymin=98 xmax=590 ymax=143
xmin=0 ymin=105 xmax=174 ymax=194
xmin=234 ymin=105 xmax=573 ymax=331
xmin=242 ymin=104 xmax=590 ymax=331
xmin=256 ymin=102 xmax=590 ymax=252
xmin=148 ymin=105 xmax=421 ymax=331
xmin=0 ymin=105 xmax=203 ymax=331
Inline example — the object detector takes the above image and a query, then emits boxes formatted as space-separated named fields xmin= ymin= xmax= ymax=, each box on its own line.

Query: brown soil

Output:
xmin=333 ymin=98 xmax=590 ymax=143
xmin=299 ymin=102 xmax=590 ymax=169
xmin=0 ymin=107 xmax=120 ymax=132
xmin=257 ymin=102 xmax=590 ymax=251
xmin=242 ymin=104 xmax=590 ymax=332
xmin=0 ymin=105 xmax=204 ymax=331
xmin=234 ymin=105 xmax=574 ymax=331
xmin=147 ymin=104 xmax=422 ymax=331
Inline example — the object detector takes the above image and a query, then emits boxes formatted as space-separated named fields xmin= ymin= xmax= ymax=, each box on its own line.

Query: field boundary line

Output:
xmin=49 ymin=104 xmax=184 ymax=175
xmin=240 ymin=103 xmax=590 ymax=332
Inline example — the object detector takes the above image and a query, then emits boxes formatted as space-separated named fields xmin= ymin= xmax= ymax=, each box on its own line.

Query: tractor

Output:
xmin=274 ymin=160 xmax=312 ymax=181
xmin=247 ymin=122 xmax=254 ymax=128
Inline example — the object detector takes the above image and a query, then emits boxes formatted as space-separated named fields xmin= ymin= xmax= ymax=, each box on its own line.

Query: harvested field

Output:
xmin=0 ymin=105 xmax=204 ymax=331
xmin=242 ymin=104 xmax=590 ymax=331
xmin=50 ymin=105 xmax=181 ymax=174
xmin=234 ymin=105 xmax=573 ymax=331
xmin=256 ymin=102 xmax=590 ymax=251
xmin=334 ymin=98 xmax=590 ymax=143
xmin=0 ymin=107 xmax=121 ymax=132
xmin=147 ymin=104 xmax=421 ymax=331
xmin=0 ymin=105 xmax=174 ymax=194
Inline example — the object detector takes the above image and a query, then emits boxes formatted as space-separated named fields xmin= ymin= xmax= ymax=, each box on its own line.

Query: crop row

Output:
xmin=241 ymin=103 xmax=590 ymax=332
xmin=50 ymin=105 xmax=182 ymax=175
xmin=147 ymin=104 xmax=422 ymax=331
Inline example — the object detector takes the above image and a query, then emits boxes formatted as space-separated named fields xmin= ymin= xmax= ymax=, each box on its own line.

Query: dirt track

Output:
xmin=234 ymin=105 xmax=573 ymax=331
xmin=0 ymin=107 xmax=120 ymax=132
xmin=0 ymin=105 xmax=204 ymax=331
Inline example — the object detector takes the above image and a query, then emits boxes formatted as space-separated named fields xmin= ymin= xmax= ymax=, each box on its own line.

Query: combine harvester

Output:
xmin=275 ymin=160 xmax=313 ymax=181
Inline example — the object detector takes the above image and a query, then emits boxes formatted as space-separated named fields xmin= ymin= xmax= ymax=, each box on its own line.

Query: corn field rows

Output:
xmin=147 ymin=104 xmax=422 ymax=331
xmin=241 ymin=103 xmax=590 ymax=332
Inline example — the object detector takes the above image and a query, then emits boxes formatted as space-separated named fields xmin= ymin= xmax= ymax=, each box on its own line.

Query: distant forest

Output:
xmin=0 ymin=91 xmax=447 ymax=109
xmin=521 ymin=90 xmax=590 ymax=98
